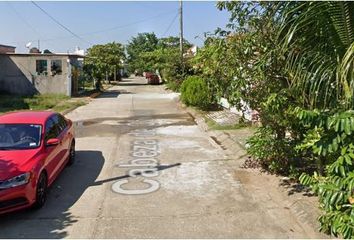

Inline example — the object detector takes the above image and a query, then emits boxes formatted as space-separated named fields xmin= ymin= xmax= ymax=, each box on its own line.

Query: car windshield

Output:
xmin=0 ymin=124 xmax=42 ymax=150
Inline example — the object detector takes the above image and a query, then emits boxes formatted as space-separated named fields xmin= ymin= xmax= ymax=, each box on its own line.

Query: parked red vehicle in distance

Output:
xmin=145 ymin=72 xmax=160 ymax=85
xmin=0 ymin=111 xmax=75 ymax=214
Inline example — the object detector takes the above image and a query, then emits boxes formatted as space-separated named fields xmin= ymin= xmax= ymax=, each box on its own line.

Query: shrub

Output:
xmin=166 ymin=80 xmax=182 ymax=92
xmin=180 ymin=76 xmax=214 ymax=110
xmin=246 ymin=126 xmax=300 ymax=175
xmin=297 ymin=109 xmax=354 ymax=238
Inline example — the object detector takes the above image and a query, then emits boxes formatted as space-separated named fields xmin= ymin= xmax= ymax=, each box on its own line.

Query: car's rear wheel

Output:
xmin=33 ymin=172 xmax=47 ymax=209
xmin=67 ymin=141 xmax=76 ymax=166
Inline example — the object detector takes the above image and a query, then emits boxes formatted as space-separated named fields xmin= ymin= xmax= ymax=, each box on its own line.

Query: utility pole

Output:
xmin=179 ymin=0 xmax=184 ymax=72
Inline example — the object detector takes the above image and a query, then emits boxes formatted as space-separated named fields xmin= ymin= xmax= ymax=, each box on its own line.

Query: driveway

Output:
xmin=0 ymin=77 xmax=322 ymax=238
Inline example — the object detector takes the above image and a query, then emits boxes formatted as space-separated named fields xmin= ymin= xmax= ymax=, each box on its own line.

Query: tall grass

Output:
xmin=0 ymin=94 xmax=81 ymax=113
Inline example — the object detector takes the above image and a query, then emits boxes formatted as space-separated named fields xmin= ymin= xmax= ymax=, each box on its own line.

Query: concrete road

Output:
xmin=0 ymin=77 xmax=321 ymax=238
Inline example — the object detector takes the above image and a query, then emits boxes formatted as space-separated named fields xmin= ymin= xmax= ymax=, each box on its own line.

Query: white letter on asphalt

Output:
xmin=112 ymin=179 xmax=160 ymax=195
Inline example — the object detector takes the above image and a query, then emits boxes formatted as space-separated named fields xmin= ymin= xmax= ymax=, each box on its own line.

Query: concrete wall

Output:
xmin=0 ymin=55 xmax=71 ymax=96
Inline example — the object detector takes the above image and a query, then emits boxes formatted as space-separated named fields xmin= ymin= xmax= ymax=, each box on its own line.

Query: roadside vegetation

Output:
xmin=0 ymin=94 xmax=85 ymax=114
xmin=180 ymin=76 xmax=215 ymax=110
xmin=205 ymin=117 xmax=251 ymax=131
xmin=127 ymin=1 xmax=354 ymax=238
xmin=84 ymin=41 xmax=126 ymax=89
xmin=126 ymin=33 xmax=193 ymax=88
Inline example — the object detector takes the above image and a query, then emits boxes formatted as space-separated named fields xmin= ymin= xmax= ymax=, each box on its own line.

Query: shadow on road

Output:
xmin=118 ymin=82 xmax=147 ymax=86
xmin=279 ymin=179 xmax=315 ymax=197
xmin=96 ymin=90 xmax=120 ymax=98
xmin=117 ymin=78 xmax=147 ymax=86
xmin=96 ymin=90 xmax=135 ymax=99
xmin=0 ymin=150 xmax=105 ymax=239
xmin=91 ymin=163 xmax=181 ymax=186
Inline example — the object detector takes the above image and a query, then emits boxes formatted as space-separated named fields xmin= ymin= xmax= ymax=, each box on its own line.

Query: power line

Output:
xmin=8 ymin=9 xmax=176 ymax=46
xmin=6 ymin=2 xmax=56 ymax=50
xmin=7 ymin=2 xmax=41 ymax=37
xmin=162 ymin=12 xmax=179 ymax=37
xmin=78 ymin=10 xmax=176 ymax=37
xmin=31 ymin=1 xmax=92 ymax=45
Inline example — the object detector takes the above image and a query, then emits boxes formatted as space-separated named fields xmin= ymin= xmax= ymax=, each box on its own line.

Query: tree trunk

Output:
xmin=318 ymin=156 xmax=325 ymax=176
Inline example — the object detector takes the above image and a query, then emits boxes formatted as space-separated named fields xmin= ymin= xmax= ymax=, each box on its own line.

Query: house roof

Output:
xmin=0 ymin=53 xmax=85 ymax=58
xmin=0 ymin=44 xmax=16 ymax=49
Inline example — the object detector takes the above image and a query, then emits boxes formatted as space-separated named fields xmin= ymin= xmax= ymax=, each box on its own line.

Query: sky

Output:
xmin=0 ymin=1 xmax=231 ymax=53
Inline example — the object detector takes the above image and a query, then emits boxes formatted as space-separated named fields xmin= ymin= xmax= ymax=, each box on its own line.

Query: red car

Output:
xmin=145 ymin=72 xmax=160 ymax=85
xmin=0 ymin=111 xmax=75 ymax=214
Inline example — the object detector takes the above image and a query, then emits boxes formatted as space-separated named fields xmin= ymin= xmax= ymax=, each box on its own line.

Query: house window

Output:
xmin=51 ymin=60 xmax=62 ymax=75
xmin=36 ymin=60 xmax=47 ymax=75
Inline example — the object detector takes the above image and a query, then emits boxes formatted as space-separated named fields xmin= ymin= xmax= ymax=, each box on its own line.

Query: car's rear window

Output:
xmin=0 ymin=124 xmax=42 ymax=150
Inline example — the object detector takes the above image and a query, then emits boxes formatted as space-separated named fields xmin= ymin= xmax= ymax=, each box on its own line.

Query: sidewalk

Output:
xmin=183 ymin=104 xmax=327 ymax=238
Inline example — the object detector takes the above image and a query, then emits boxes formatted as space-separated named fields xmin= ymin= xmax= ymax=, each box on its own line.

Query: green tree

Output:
xmin=214 ymin=1 xmax=354 ymax=237
xmin=85 ymin=42 xmax=125 ymax=87
xmin=278 ymin=1 xmax=354 ymax=110
xmin=126 ymin=32 xmax=194 ymax=86
xmin=277 ymin=2 xmax=354 ymax=237
xmin=157 ymin=36 xmax=192 ymax=49
xmin=126 ymin=32 xmax=159 ymax=73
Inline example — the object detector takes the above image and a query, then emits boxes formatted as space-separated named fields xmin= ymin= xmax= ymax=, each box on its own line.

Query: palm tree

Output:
xmin=279 ymin=1 xmax=354 ymax=110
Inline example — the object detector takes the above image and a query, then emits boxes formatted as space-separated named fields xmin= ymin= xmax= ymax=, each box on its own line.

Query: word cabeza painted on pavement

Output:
xmin=112 ymin=129 xmax=160 ymax=195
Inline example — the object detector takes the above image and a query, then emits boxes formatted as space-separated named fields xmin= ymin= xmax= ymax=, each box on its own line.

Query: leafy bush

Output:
xmin=298 ymin=109 xmax=354 ymax=238
xmin=246 ymin=126 xmax=299 ymax=175
xmin=166 ymin=80 xmax=182 ymax=92
xmin=193 ymin=2 xmax=354 ymax=238
xmin=180 ymin=76 xmax=214 ymax=110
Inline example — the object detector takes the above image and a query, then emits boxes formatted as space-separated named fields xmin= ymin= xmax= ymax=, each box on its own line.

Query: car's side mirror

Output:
xmin=46 ymin=138 xmax=60 ymax=146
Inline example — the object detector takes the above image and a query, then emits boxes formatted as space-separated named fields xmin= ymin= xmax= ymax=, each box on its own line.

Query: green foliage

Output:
xmin=24 ymin=94 xmax=69 ymax=110
xmin=298 ymin=110 xmax=354 ymax=238
xmin=205 ymin=117 xmax=251 ymax=131
xmin=211 ymin=2 xmax=353 ymax=237
xmin=157 ymin=36 xmax=192 ymax=50
xmin=180 ymin=76 xmax=214 ymax=110
xmin=85 ymin=42 xmax=125 ymax=82
xmin=126 ymin=32 xmax=159 ymax=73
xmin=279 ymin=2 xmax=354 ymax=109
xmin=246 ymin=126 xmax=299 ymax=174
xmin=139 ymin=47 xmax=181 ymax=79
xmin=194 ymin=2 xmax=291 ymax=124
xmin=165 ymin=79 xmax=182 ymax=92
xmin=0 ymin=94 xmax=83 ymax=113
xmin=126 ymin=32 xmax=194 ymax=85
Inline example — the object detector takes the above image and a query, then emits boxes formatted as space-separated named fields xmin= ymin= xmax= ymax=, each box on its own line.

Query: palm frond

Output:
xmin=279 ymin=1 xmax=354 ymax=109
xmin=339 ymin=42 xmax=354 ymax=106
xmin=328 ymin=2 xmax=354 ymax=48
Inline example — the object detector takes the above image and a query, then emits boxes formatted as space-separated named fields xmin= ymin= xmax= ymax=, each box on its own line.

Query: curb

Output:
xmin=183 ymin=104 xmax=243 ymax=157
xmin=89 ymin=91 xmax=102 ymax=98
xmin=61 ymin=105 xmax=82 ymax=116
xmin=183 ymin=104 xmax=247 ymax=155
xmin=62 ymin=91 xmax=102 ymax=116
xmin=62 ymin=85 xmax=117 ymax=116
